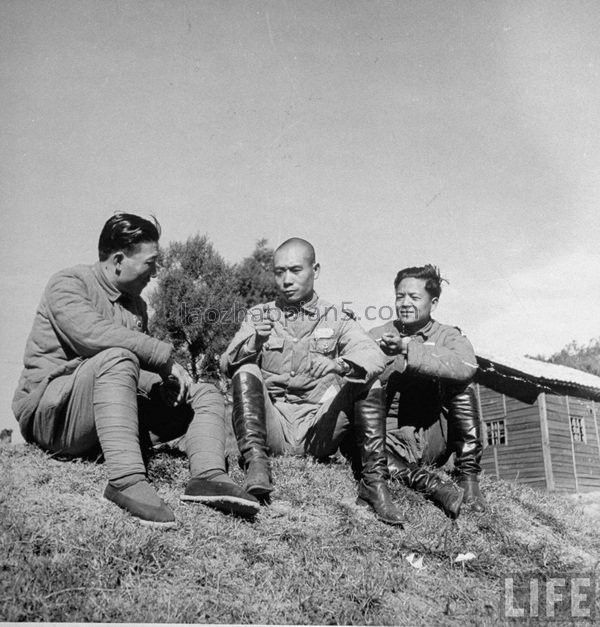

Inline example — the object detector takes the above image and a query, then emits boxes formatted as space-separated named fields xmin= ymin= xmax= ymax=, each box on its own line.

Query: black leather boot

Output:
xmin=448 ymin=385 xmax=486 ymax=513
xmin=387 ymin=450 xmax=464 ymax=519
xmin=354 ymin=386 xmax=406 ymax=527
xmin=231 ymin=371 xmax=273 ymax=498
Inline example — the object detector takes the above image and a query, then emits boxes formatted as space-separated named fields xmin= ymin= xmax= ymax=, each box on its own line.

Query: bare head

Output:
xmin=273 ymin=238 xmax=319 ymax=305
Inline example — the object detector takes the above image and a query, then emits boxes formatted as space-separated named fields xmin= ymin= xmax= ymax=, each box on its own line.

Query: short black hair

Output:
xmin=98 ymin=213 xmax=161 ymax=261
xmin=394 ymin=264 xmax=445 ymax=298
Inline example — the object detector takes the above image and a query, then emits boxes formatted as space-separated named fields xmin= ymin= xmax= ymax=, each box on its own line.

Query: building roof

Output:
xmin=476 ymin=351 xmax=600 ymax=402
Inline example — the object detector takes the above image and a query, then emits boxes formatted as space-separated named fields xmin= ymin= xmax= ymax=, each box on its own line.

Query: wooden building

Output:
xmin=475 ymin=352 xmax=600 ymax=493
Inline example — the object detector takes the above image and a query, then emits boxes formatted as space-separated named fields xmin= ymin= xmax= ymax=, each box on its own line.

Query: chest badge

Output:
xmin=315 ymin=327 xmax=334 ymax=339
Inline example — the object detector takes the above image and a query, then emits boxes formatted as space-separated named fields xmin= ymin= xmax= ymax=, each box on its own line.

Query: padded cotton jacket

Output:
xmin=12 ymin=262 xmax=173 ymax=441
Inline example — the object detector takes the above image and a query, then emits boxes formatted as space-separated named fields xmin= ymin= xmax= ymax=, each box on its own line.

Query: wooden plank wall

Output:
xmin=566 ymin=396 xmax=600 ymax=491
xmin=544 ymin=395 xmax=578 ymax=491
xmin=477 ymin=384 xmax=546 ymax=487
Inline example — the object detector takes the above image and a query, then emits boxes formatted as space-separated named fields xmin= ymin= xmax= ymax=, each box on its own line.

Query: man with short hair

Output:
xmin=13 ymin=213 xmax=259 ymax=527
xmin=221 ymin=237 xmax=406 ymax=526
xmin=369 ymin=264 xmax=486 ymax=518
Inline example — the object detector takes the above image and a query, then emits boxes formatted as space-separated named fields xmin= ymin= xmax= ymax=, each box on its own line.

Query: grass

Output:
xmin=1 ymin=437 xmax=600 ymax=625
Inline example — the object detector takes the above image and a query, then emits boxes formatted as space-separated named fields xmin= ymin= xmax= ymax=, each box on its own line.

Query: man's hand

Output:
xmin=248 ymin=305 xmax=275 ymax=352
xmin=309 ymin=353 xmax=347 ymax=378
xmin=159 ymin=360 xmax=193 ymax=406
xmin=378 ymin=332 xmax=411 ymax=356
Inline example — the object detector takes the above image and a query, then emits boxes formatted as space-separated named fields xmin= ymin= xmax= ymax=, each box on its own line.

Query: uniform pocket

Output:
xmin=261 ymin=335 xmax=285 ymax=373
xmin=309 ymin=335 xmax=337 ymax=355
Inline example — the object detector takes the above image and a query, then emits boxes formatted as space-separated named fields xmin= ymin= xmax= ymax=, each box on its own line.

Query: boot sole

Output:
xmin=180 ymin=494 xmax=260 ymax=517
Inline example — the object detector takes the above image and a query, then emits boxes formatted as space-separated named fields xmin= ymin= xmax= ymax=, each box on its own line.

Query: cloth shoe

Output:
xmin=181 ymin=477 xmax=260 ymax=517
xmin=104 ymin=480 xmax=176 ymax=528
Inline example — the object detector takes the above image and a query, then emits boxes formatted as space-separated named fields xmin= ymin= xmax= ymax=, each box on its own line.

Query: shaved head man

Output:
xmin=273 ymin=238 xmax=319 ymax=306
xmin=221 ymin=238 xmax=406 ymax=526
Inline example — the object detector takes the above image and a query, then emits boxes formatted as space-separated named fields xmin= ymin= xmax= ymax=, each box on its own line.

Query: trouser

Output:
xmin=386 ymin=413 xmax=451 ymax=469
xmin=31 ymin=348 xmax=226 ymax=484
xmin=233 ymin=364 xmax=377 ymax=458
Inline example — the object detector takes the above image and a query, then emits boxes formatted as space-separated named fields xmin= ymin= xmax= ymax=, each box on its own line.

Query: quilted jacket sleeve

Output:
xmin=338 ymin=316 xmax=386 ymax=383
xmin=405 ymin=326 xmax=478 ymax=383
xmin=46 ymin=270 xmax=172 ymax=372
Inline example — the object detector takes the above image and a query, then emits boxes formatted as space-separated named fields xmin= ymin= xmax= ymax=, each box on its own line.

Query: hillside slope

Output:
xmin=1 ymin=442 xmax=599 ymax=625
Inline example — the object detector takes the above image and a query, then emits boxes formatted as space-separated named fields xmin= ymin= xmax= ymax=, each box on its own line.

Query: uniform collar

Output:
xmin=92 ymin=262 xmax=123 ymax=303
xmin=394 ymin=317 xmax=436 ymax=339
xmin=275 ymin=292 xmax=320 ymax=317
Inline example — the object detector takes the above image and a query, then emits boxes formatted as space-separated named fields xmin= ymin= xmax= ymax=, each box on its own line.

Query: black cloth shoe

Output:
xmin=181 ymin=477 xmax=260 ymax=517
xmin=104 ymin=480 xmax=176 ymax=529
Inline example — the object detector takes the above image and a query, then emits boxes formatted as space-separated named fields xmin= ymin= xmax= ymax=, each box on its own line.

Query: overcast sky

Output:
xmin=2 ymin=0 xmax=600 ymax=438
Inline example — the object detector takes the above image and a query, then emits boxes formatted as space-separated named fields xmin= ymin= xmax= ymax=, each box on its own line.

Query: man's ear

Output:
xmin=313 ymin=262 xmax=321 ymax=280
xmin=112 ymin=251 xmax=125 ymax=274
xmin=430 ymin=296 xmax=439 ymax=313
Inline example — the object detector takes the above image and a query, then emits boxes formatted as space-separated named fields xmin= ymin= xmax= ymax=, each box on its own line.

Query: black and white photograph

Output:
xmin=2 ymin=1 xmax=600 ymax=624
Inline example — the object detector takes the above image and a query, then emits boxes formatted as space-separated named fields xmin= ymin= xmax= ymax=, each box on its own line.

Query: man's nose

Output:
xmin=283 ymin=271 xmax=293 ymax=285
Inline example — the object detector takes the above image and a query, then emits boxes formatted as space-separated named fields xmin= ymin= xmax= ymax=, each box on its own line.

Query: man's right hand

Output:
xmin=248 ymin=306 xmax=275 ymax=352
xmin=159 ymin=359 xmax=193 ymax=406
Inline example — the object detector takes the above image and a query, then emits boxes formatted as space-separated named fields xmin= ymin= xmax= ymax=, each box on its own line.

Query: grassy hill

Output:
xmin=1 ymin=439 xmax=599 ymax=625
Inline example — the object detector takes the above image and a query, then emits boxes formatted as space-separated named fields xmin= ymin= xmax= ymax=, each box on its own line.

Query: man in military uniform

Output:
xmin=221 ymin=238 xmax=405 ymax=526
xmin=369 ymin=264 xmax=486 ymax=518
xmin=13 ymin=213 xmax=259 ymax=528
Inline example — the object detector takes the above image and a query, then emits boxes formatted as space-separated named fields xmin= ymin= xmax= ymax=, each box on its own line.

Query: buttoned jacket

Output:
xmin=368 ymin=318 xmax=478 ymax=427
xmin=13 ymin=262 xmax=173 ymax=440
xmin=221 ymin=295 xmax=384 ymax=406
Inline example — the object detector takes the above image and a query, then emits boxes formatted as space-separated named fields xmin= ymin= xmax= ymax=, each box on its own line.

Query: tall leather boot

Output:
xmin=387 ymin=450 xmax=464 ymax=519
xmin=231 ymin=371 xmax=273 ymax=498
xmin=448 ymin=385 xmax=486 ymax=513
xmin=354 ymin=386 xmax=407 ymax=527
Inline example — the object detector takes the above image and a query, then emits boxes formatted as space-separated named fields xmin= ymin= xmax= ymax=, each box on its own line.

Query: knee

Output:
xmin=95 ymin=348 xmax=140 ymax=375
xmin=189 ymin=382 xmax=225 ymax=412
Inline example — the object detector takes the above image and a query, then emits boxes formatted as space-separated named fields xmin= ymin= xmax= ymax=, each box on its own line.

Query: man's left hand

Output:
xmin=160 ymin=361 xmax=193 ymax=406
xmin=309 ymin=353 xmax=346 ymax=378
xmin=379 ymin=332 xmax=411 ymax=356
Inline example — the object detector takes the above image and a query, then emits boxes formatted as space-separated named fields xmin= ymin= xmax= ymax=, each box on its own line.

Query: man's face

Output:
xmin=395 ymin=277 xmax=438 ymax=330
xmin=273 ymin=244 xmax=319 ymax=305
xmin=115 ymin=240 xmax=160 ymax=296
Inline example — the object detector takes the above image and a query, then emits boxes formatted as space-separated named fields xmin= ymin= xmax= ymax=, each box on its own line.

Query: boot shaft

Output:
xmin=231 ymin=370 xmax=269 ymax=463
xmin=448 ymin=384 xmax=483 ymax=477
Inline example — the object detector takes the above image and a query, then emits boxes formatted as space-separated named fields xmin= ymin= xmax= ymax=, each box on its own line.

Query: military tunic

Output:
xmin=369 ymin=318 xmax=478 ymax=465
xmin=221 ymin=294 xmax=385 ymax=454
